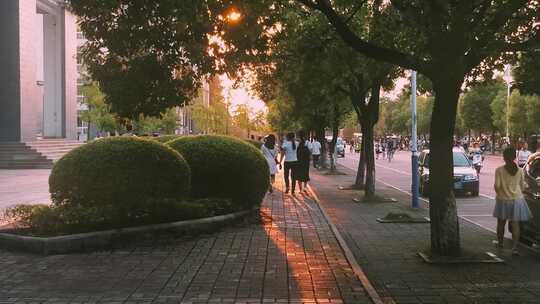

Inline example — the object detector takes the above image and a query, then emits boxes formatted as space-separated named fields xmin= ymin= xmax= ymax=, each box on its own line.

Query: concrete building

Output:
xmin=0 ymin=0 xmax=82 ymax=168
xmin=1 ymin=0 xmax=78 ymax=142
xmin=176 ymin=80 xmax=211 ymax=135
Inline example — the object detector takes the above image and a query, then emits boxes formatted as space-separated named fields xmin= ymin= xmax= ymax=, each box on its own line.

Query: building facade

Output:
xmin=0 ymin=0 xmax=78 ymax=143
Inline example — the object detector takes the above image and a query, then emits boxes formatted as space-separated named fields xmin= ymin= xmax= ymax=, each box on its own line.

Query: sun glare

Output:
xmin=226 ymin=9 xmax=242 ymax=23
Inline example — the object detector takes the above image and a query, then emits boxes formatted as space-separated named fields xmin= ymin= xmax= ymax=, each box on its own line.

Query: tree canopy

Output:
xmin=460 ymin=80 xmax=505 ymax=133
xmin=514 ymin=51 xmax=540 ymax=96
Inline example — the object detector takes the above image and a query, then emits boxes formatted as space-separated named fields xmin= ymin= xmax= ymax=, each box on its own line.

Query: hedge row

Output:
xmin=32 ymin=135 xmax=269 ymax=234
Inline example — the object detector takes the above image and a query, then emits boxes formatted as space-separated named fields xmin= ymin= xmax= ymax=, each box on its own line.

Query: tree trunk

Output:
xmin=429 ymin=77 xmax=463 ymax=256
xmin=355 ymin=122 xmax=366 ymax=188
xmin=364 ymin=121 xmax=376 ymax=197
xmin=364 ymin=84 xmax=380 ymax=198
xmin=491 ymin=128 xmax=496 ymax=154
xmin=317 ymin=128 xmax=328 ymax=169
xmin=329 ymin=125 xmax=339 ymax=172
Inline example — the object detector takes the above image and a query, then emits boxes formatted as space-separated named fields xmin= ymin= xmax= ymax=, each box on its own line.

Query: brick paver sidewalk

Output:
xmin=0 ymin=175 xmax=370 ymax=304
xmin=310 ymin=165 xmax=540 ymax=304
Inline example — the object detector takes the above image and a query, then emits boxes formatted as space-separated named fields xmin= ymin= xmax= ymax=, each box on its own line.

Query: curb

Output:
xmin=0 ymin=208 xmax=255 ymax=255
xmin=307 ymin=185 xmax=395 ymax=304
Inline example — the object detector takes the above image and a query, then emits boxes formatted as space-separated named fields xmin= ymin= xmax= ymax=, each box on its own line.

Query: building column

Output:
xmin=0 ymin=0 xmax=21 ymax=142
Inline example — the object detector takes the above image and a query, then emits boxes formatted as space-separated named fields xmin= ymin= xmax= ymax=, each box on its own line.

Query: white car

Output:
xmin=418 ymin=148 xmax=480 ymax=196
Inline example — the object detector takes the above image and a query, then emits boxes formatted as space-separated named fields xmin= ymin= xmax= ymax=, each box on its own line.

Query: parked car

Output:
xmin=519 ymin=152 xmax=540 ymax=246
xmin=326 ymin=136 xmax=346 ymax=157
xmin=418 ymin=148 xmax=480 ymax=196
xmin=336 ymin=138 xmax=345 ymax=157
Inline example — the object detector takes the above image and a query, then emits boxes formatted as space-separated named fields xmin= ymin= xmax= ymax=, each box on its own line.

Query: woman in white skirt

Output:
xmin=493 ymin=147 xmax=532 ymax=254
xmin=261 ymin=134 xmax=278 ymax=193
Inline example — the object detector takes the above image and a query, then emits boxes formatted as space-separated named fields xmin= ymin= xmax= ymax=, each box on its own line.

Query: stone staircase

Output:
xmin=0 ymin=139 xmax=84 ymax=169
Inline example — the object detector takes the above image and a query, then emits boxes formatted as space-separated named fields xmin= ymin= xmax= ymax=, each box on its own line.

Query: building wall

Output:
xmin=64 ymin=10 xmax=78 ymax=140
xmin=19 ymin=0 xmax=41 ymax=142
xmin=0 ymin=0 xmax=21 ymax=142
xmin=0 ymin=0 xmax=78 ymax=142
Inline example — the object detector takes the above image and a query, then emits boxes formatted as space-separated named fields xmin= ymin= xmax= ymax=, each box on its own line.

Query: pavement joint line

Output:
xmin=306 ymin=184 xmax=394 ymax=304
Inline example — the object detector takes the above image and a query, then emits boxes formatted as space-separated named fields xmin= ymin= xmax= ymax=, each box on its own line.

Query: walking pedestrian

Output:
xmin=310 ymin=137 xmax=322 ymax=168
xmin=517 ymin=143 xmax=531 ymax=168
xmin=261 ymin=134 xmax=278 ymax=193
xmin=279 ymin=132 xmax=298 ymax=194
xmin=492 ymin=147 xmax=532 ymax=255
xmin=296 ymin=132 xmax=311 ymax=193
xmin=387 ymin=140 xmax=395 ymax=162
xmin=375 ymin=142 xmax=381 ymax=160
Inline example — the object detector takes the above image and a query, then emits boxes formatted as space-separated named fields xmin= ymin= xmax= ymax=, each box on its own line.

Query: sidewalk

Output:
xmin=0 ymin=175 xmax=370 ymax=303
xmin=309 ymin=165 xmax=540 ymax=303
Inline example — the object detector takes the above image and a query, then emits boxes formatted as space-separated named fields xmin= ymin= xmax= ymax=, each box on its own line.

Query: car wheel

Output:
xmin=520 ymin=235 xmax=534 ymax=247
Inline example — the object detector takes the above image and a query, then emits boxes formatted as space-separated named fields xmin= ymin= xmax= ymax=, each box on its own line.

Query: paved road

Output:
xmin=337 ymin=150 xmax=507 ymax=237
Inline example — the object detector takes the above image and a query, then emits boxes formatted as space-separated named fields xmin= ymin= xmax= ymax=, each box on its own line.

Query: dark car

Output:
xmin=418 ymin=148 xmax=480 ymax=197
xmin=519 ymin=152 xmax=540 ymax=246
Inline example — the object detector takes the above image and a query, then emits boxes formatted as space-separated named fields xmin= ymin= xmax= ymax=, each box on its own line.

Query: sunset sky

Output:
xmin=220 ymin=75 xmax=267 ymax=115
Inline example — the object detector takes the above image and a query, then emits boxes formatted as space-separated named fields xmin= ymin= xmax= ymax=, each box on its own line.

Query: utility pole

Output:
xmin=504 ymin=64 xmax=512 ymax=143
xmin=411 ymin=71 xmax=420 ymax=208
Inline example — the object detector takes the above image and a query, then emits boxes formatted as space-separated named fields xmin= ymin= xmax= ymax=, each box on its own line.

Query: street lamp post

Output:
xmin=411 ymin=71 xmax=420 ymax=208
xmin=503 ymin=64 xmax=512 ymax=144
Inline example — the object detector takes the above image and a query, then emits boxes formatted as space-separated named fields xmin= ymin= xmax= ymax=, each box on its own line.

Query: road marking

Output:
xmin=375 ymin=162 xmax=412 ymax=176
xmin=480 ymin=194 xmax=495 ymax=200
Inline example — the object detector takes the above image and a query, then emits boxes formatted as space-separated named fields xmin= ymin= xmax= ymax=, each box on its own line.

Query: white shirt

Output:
xmin=261 ymin=145 xmax=278 ymax=175
xmin=281 ymin=140 xmax=298 ymax=162
xmin=306 ymin=141 xmax=313 ymax=152
xmin=311 ymin=140 xmax=321 ymax=155
xmin=517 ymin=149 xmax=531 ymax=165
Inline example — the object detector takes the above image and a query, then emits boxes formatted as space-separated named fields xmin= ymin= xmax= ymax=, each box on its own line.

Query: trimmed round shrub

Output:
xmin=153 ymin=134 xmax=182 ymax=144
xmin=168 ymin=135 xmax=269 ymax=208
xmin=49 ymin=137 xmax=191 ymax=226
xmin=245 ymin=139 xmax=263 ymax=149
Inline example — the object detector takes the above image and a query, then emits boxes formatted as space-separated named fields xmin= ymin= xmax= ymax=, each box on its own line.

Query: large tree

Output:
xmin=460 ymin=80 xmax=505 ymax=135
xmin=69 ymin=0 xmax=278 ymax=118
xmin=514 ymin=51 xmax=540 ymax=96
xmin=247 ymin=6 xmax=399 ymax=195
xmin=296 ymin=0 xmax=540 ymax=255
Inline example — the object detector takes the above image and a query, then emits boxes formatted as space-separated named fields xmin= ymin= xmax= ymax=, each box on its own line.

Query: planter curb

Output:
xmin=0 ymin=208 xmax=256 ymax=255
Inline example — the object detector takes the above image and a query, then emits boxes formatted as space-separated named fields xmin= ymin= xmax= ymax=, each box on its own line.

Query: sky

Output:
xmin=220 ymin=75 xmax=267 ymax=115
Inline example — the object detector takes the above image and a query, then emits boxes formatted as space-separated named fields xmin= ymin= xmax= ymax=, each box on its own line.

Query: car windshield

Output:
xmin=453 ymin=152 xmax=470 ymax=167
xmin=423 ymin=152 xmax=470 ymax=167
